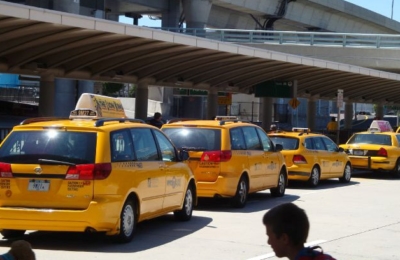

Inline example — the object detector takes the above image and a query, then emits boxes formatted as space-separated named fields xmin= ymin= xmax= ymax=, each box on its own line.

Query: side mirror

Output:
xmin=337 ymin=147 xmax=345 ymax=153
xmin=179 ymin=149 xmax=190 ymax=161
xmin=275 ymin=144 xmax=283 ymax=152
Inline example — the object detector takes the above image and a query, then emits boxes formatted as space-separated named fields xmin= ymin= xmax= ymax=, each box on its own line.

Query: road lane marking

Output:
xmin=246 ymin=239 xmax=327 ymax=260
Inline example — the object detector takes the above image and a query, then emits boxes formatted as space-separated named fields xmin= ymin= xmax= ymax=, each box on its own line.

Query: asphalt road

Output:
xmin=1 ymin=170 xmax=399 ymax=260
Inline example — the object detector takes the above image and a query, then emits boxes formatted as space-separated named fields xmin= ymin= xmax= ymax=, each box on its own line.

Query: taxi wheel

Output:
xmin=308 ymin=166 xmax=320 ymax=187
xmin=174 ymin=185 xmax=194 ymax=221
xmin=113 ymin=199 xmax=137 ymax=243
xmin=231 ymin=175 xmax=248 ymax=208
xmin=339 ymin=163 xmax=352 ymax=183
xmin=392 ymin=159 xmax=400 ymax=178
xmin=0 ymin=229 xmax=25 ymax=239
xmin=270 ymin=171 xmax=286 ymax=197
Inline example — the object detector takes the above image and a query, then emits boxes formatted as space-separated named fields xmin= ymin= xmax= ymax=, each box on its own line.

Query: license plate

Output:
xmin=353 ymin=150 xmax=364 ymax=156
xmin=28 ymin=179 xmax=50 ymax=191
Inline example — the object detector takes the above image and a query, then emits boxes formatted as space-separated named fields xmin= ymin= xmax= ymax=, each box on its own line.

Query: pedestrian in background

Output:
xmin=148 ymin=112 xmax=164 ymax=128
xmin=0 ymin=240 xmax=36 ymax=260
xmin=326 ymin=117 xmax=338 ymax=134
xmin=262 ymin=203 xmax=335 ymax=260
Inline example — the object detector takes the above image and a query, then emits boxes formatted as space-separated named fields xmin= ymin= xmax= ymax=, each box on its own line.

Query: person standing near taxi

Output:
xmin=326 ymin=117 xmax=338 ymax=134
xmin=148 ymin=112 xmax=164 ymax=129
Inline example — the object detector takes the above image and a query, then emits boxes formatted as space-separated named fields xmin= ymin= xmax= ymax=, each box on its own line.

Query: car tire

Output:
xmin=392 ymin=159 xmax=400 ymax=178
xmin=0 ymin=229 xmax=25 ymax=239
xmin=231 ymin=175 xmax=248 ymax=208
xmin=270 ymin=170 xmax=286 ymax=197
xmin=339 ymin=163 xmax=352 ymax=183
xmin=112 ymin=199 xmax=137 ymax=243
xmin=174 ymin=185 xmax=194 ymax=221
xmin=308 ymin=166 xmax=320 ymax=187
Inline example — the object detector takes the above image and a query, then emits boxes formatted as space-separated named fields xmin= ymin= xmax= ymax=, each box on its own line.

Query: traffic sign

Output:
xmin=337 ymin=89 xmax=343 ymax=108
xmin=288 ymin=98 xmax=300 ymax=109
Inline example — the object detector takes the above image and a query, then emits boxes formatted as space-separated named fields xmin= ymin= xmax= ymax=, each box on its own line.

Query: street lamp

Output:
xmin=392 ymin=0 xmax=395 ymax=19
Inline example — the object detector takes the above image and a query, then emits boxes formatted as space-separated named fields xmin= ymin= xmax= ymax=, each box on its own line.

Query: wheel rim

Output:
xmin=344 ymin=164 xmax=351 ymax=180
xmin=122 ymin=204 xmax=134 ymax=237
xmin=396 ymin=161 xmax=400 ymax=173
xmin=311 ymin=168 xmax=319 ymax=185
xmin=278 ymin=174 xmax=285 ymax=193
xmin=184 ymin=189 xmax=193 ymax=215
xmin=238 ymin=180 xmax=247 ymax=203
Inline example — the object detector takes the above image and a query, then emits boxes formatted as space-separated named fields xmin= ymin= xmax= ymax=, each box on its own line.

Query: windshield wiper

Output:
xmin=38 ymin=159 xmax=76 ymax=166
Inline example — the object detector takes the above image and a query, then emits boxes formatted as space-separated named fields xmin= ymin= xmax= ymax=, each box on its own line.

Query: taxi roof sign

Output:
xmin=215 ymin=115 xmax=238 ymax=120
xmin=292 ymin=127 xmax=310 ymax=133
xmin=70 ymin=93 xmax=126 ymax=119
xmin=368 ymin=120 xmax=393 ymax=132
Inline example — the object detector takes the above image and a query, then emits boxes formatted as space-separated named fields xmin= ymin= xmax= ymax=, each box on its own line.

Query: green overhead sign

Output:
xmin=253 ymin=81 xmax=293 ymax=98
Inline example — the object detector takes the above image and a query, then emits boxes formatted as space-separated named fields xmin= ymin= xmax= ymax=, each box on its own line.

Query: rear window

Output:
xmin=347 ymin=134 xmax=392 ymax=146
xmin=163 ymin=128 xmax=221 ymax=151
xmin=0 ymin=131 xmax=96 ymax=164
xmin=270 ymin=136 xmax=299 ymax=150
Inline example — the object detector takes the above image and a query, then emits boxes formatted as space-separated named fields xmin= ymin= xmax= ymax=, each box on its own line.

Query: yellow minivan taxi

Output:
xmin=340 ymin=120 xmax=400 ymax=177
xmin=162 ymin=117 xmax=288 ymax=208
xmin=269 ymin=128 xmax=352 ymax=187
xmin=0 ymin=94 xmax=196 ymax=243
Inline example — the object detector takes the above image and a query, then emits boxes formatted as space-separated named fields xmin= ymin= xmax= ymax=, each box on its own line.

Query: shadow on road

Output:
xmin=0 ymin=215 xmax=212 ymax=253
xmin=288 ymin=179 xmax=360 ymax=190
xmin=195 ymin=192 xmax=300 ymax=213
xmin=352 ymin=169 xmax=400 ymax=180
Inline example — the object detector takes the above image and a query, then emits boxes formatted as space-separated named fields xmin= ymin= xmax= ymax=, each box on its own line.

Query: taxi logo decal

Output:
xmin=167 ymin=176 xmax=181 ymax=189
xmin=267 ymin=162 xmax=277 ymax=170
xmin=34 ymin=167 xmax=42 ymax=175
xmin=332 ymin=161 xmax=342 ymax=167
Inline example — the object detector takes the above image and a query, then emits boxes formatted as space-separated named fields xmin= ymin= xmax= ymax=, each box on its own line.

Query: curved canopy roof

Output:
xmin=1 ymin=1 xmax=400 ymax=104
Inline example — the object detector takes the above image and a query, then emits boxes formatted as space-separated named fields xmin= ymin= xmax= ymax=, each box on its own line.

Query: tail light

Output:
xmin=377 ymin=148 xmax=388 ymax=157
xmin=293 ymin=155 xmax=307 ymax=164
xmin=0 ymin=163 xmax=13 ymax=178
xmin=66 ymin=163 xmax=112 ymax=180
xmin=201 ymin=150 xmax=232 ymax=162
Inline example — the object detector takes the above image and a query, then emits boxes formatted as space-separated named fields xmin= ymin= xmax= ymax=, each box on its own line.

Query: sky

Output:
xmin=119 ymin=0 xmax=400 ymax=27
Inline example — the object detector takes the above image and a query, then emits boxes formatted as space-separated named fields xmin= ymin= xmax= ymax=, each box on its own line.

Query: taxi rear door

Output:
xmin=312 ymin=137 xmax=332 ymax=176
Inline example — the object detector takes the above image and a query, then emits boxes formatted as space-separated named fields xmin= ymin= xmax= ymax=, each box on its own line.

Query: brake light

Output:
xmin=377 ymin=148 xmax=388 ymax=157
xmin=0 ymin=163 xmax=13 ymax=178
xmin=66 ymin=163 xmax=112 ymax=180
xmin=201 ymin=150 xmax=232 ymax=162
xmin=293 ymin=155 xmax=307 ymax=164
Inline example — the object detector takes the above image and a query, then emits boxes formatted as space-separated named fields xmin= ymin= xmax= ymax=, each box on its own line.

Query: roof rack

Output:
xmin=20 ymin=117 xmax=69 ymax=125
xmin=95 ymin=118 xmax=145 ymax=127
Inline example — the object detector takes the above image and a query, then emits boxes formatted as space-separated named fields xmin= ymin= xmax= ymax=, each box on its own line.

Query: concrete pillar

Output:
xmin=260 ymin=97 xmax=273 ymax=131
xmin=78 ymin=80 xmax=94 ymax=97
xmin=39 ymin=75 xmax=55 ymax=117
xmin=162 ymin=0 xmax=181 ymax=27
xmin=54 ymin=78 xmax=77 ymax=117
xmin=182 ymin=0 xmax=212 ymax=28
xmin=376 ymin=104 xmax=384 ymax=119
xmin=207 ymin=88 xmax=218 ymax=119
xmin=135 ymin=82 xmax=149 ymax=120
xmin=307 ymin=98 xmax=316 ymax=131
xmin=344 ymin=102 xmax=353 ymax=130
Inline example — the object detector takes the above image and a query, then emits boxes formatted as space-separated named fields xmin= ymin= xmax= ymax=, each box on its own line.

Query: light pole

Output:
xmin=392 ymin=0 xmax=395 ymax=19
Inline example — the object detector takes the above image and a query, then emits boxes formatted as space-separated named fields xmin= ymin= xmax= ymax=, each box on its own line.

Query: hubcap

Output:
xmin=184 ymin=189 xmax=193 ymax=215
xmin=122 ymin=204 xmax=134 ymax=237
xmin=345 ymin=165 xmax=351 ymax=180
xmin=312 ymin=168 xmax=319 ymax=185
xmin=238 ymin=180 xmax=247 ymax=203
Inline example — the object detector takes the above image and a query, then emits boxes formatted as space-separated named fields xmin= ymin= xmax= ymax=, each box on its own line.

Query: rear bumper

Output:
xmin=348 ymin=156 xmax=394 ymax=171
xmin=196 ymin=175 xmax=238 ymax=198
xmin=287 ymin=165 xmax=311 ymax=181
xmin=0 ymin=199 xmax=121 ymax=235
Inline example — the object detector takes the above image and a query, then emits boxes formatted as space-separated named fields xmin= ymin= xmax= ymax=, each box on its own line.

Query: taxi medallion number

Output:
xmin=28 ymin=180 xmax=50 ymax=191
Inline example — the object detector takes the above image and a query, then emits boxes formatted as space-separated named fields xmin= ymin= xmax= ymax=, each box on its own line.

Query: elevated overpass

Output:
xmin=1 ymin=1 xmax=400 ymax=131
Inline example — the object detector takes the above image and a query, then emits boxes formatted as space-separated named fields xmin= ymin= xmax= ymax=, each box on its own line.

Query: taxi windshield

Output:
xmin=163 ymin=128 xmax=221 ymax=151
xmin=0 ymin=131 xmax=96 ymax=164
xmin=347 ymin=133 xmax=392 ymax=146
xmin=270 ymin=137 xmax=299 ymax=150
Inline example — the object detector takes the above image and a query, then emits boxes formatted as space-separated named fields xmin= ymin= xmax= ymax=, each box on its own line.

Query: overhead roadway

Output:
xmin=1 ymin=1 xmax=400 ymax=104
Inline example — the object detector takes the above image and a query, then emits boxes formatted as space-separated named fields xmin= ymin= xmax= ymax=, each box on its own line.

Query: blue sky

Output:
xmin=119 ymin=0 xmax=400 ymax=26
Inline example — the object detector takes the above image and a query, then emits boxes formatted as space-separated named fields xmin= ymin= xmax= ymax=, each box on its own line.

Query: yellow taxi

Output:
xmin=0 ymin=94 xmax=196 ymax=242
xmin=162 ymin=116 xmax=288 ymax=208
xmin=268 ymin=128 xmax=352 ymax=187
xmin=340 ymin=120 xmax=400 ymax=177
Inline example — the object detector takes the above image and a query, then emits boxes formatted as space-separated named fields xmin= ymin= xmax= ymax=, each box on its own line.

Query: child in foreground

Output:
xmin=0 ymin=240 xmax=35 ymax=260
xmin=263 ymin=203 xmax=335 ymax=260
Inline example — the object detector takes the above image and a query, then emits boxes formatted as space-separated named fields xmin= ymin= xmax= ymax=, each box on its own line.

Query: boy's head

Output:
xmin=9 ymin=240 xmax=36 ymax=260
xmin=154 ymin=112 xmax=162 ymax=120
xmin=262 ymin=203 xmax=309 ymax=257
